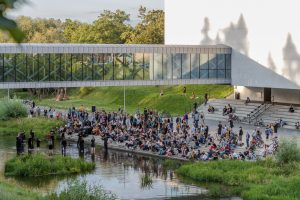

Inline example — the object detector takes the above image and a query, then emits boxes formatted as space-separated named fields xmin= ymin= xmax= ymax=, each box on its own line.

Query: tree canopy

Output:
xmin=0 ymin=7 xmax=164 ymax=44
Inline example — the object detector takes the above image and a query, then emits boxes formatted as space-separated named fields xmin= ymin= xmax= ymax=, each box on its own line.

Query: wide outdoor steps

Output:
xmin=261 ymin=105 xmax=300 ymax=130
xmin=198 ymin=99 xmax=262 ymax=123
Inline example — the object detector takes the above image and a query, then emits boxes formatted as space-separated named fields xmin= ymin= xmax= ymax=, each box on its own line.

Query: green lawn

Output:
xmin=0 ymin=117 xmax=64 ymax=138
xmin=9 ymin=85 xmax=232 ymax=115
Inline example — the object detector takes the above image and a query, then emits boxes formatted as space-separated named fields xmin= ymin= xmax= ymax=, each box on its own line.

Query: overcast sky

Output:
xmin=10 ymin=0 xmax=164 ymax=23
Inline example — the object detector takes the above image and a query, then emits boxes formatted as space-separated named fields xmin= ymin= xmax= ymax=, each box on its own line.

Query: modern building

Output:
xmin=165 ymin=0 xmax=300 ymax=104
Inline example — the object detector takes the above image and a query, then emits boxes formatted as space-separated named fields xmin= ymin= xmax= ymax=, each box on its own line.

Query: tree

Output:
xmin=0 ymin=0 xmax=25 ymax=42
xmin=122 ymin=6 xmax=164 ymax=44
xmin=92 ymin=10 xmax=132 ymax=44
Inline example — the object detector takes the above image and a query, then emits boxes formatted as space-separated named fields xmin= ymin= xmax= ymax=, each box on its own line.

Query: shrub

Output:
xmin=5 ymin=154 xmax=95 ymax=177
xmin=45 ymin=179 xmax=116 ymax=200
xmin=0 ymin=98 xmax=27 ymax=120
xmin=276 ymin=139 xmax=300 ymax=164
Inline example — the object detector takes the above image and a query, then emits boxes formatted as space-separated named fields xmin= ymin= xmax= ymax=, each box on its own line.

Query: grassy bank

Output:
xmin=0 ymin=180 xmax=41 ymax=200
xmin=2 ymin=85 xmax=233 ymax=115
xmin=177 ymin=140 xmax=300 ymax=199
xmin=0 ymin=117 xmax=64 ymax=138
xmin=5 ymin=154 xmax=95 ymax=177
xmin=0 ymin=179 xmax=116 ymax=200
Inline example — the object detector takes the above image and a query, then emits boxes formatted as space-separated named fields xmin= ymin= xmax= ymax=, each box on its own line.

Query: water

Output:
xmin=0 ymin=136 xmax=210 ymax=200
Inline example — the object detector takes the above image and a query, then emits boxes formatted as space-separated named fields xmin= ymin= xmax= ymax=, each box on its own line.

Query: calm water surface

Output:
xmin=0 ymin=136 xmax=211 ymax=200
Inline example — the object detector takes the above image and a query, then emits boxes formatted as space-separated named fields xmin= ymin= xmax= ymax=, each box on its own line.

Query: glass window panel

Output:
xmin=104 ymin=54 xmax=113 ymax=80
xmin=144 ymin=54 xmax=151 ymax=80
xmin=0 ymin=54 xmax=3 ymax=82
xmin=209 ymin=70 xmax=217 ymax=78
xmin=173 ymin=54 xmax=182 ymax=79
xmin=182 ymin=54 xmax=190 ymax=79
xmin=218 ymin=69 xmax=225 ymax=79
xmin=191 ymin=54 xmax=200 ymax=79
xmin=163 ymin=53 xmax=172 ymax=80
xmin=133 ymin=53 xmax=143 ymax=80
xmin=15 ymin=54 xmax=26 ymax=82
xmin=93 ymin=54 xmax=104 ymax=81
xmin=27 ymin=54 xmax=39 ymax=82
xmin=226 ymin=70 xmax=231 ymax=79
xmin=49 ymin=54 xmax=60 ymax=81
xmin=226 ymin=54 xmax=231 ymax=69
xmin=153 ymin=53 xmax=163 ymax=80
xmin=209 ymin=54 xmax=217 ymax=70
xmin=200 ymin=70 xmax=208 ymax=78
xmin=4 ymin=54 xmax=15 ymax=82
xmin=123 ymin=54 xmax=134 ymax=80
xmin=72 ymin=54 xmax=83 ymax=81
xmin=81 ymin=54 xmax=93 ymax=81
xmin=200 ymin=54 xmax=208 ymax=70
xmin=114 ymin=53 xmax=124 ymax=80
xmin=217 ymin=54 xmax=225 ymax=69
xmin=61 ymin=54 xmax=72 ymax=81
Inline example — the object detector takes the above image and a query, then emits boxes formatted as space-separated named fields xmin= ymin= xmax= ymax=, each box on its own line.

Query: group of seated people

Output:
xmin=223 ymin=104 xmax=233 ymax=116
xmin=207 ymin=105 xmax=215 ymax=113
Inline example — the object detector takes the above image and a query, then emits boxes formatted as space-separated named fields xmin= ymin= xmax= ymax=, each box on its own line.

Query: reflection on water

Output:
xmin=0 ymin=137 xmax=207 ymax=199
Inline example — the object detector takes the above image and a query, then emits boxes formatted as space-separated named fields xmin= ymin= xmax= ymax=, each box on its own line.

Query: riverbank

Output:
xmin=176 ymin=140 xmax=300 ymax=200
xmin=0 ymin=117 xmax=64 ymax=138
xmin=66 ymin=134 xmax=189 ymax=161
xmin=0 ymin=180 xmax=41 ymax=200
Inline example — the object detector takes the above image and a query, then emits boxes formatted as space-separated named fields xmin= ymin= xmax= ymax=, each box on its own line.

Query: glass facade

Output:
xmin=0 ymin=53 xmax=231 ymax=82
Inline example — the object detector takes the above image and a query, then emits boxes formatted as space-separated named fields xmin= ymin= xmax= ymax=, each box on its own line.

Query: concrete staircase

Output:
xmin=198 ymin=99 xmax=262 ymax=123
xmin=261 ymin=105 xmax=300 ymax=130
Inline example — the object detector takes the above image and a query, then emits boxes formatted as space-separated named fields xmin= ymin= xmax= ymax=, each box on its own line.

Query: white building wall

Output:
xmin=165 ymin=0 xmax=300 ymax=90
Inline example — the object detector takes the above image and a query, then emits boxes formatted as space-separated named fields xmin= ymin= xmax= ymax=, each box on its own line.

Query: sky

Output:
xmin=9 ymin=0 xmax=164 ymax=24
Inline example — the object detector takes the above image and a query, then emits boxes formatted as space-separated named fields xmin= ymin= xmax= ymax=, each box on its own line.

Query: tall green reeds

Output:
xmin=0 ymin=98 xmax=27 ymax=120
xmin=5 ymin=154 xmax=95 ymax=177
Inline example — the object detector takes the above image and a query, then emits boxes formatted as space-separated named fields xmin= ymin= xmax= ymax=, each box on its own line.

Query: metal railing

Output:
xmin=247 ymin=103 xmax=272 ymax=124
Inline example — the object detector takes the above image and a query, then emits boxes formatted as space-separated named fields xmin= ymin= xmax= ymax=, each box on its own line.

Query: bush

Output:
xmin=5 ymin=154 xmax=95 ymax=177
xmin=276 ymin=139 xmax=300 ymax=164
xmin=0 ymin=98 xmax=27 ymax=120
xmin=45 ymin=179 xmax=116 ymax=200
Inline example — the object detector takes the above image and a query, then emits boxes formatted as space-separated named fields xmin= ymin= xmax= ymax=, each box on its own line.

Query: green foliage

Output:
xmin=0 ymin=180 xmax=41 ymax=200
xmin=122 ymin=6 xmax=164 ymax=44
xmin=0 ymin=98 xmax=27 ymax=120
xmin=276 ymin=139 xmax=300 ymax=164
xmin=5 ymin=154 xmax=95 ymax=177
xmin=0 ymin=117 xmax=64 ymax=138
xmin=0 ymin=0 xmax=25 ymax=42
xmin=177 ymin=159 xmax=300 ymax=200
xmin=45 ymin=179 xmax=116 ymax=200
xmin=0 ymin=7 xmax=164 ymax=44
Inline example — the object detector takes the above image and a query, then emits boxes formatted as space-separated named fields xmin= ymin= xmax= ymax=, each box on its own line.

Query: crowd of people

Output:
xmin=17 ymin=100 xmax=282 ymax=161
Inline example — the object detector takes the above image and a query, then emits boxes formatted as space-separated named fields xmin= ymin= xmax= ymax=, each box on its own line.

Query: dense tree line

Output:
xmin=0 ymin=6 xmax=164 ymax=44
